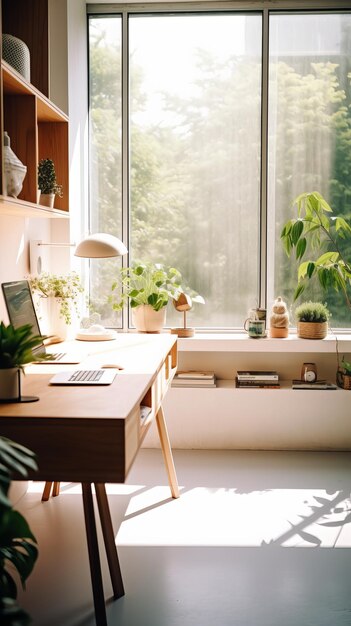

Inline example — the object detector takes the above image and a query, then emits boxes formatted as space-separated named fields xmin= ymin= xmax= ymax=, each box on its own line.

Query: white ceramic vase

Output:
xmin=132 ymin=305 xmax=166 ymax=333
xmin=39 ymin=193 xmax=55 ymax=208
xmin=0 ymin=367 xmax=20 ymax=400
xmin=46 ymin=296 xmax=70 ymax=340
xmin=3 ymin=131 xmax=27 ymax=198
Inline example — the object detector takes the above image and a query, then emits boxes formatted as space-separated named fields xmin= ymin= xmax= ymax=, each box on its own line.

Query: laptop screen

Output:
xmin=1 ymin=280 xmax=46 ymax=356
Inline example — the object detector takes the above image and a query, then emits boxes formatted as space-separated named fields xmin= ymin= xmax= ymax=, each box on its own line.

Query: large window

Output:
xmin=268 ymin=11 xmax=351 ymax=328
xmin=88 ymin=6 xmax=351 ymax=329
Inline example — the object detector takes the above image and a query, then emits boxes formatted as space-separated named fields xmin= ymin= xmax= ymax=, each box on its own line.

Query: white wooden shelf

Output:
xmin=144 ymin=379 xmax=351 ymax=451
xmin=172 ymin=379 xmax=346 ymax=391
xmin=143 ymin=334 xmax=351 ymax=451
xmin=177 ymin=333 xmax=351 ymax=353
xmin=0 ymin=195 xmax=69 ymax=218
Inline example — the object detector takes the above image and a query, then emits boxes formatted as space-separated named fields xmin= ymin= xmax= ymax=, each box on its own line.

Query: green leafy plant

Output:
xmin=295 ymin=301 xmax=331 ymax=324
xmin=29 ymin=272 xmax=84 ymax=325
xmin=37 ymin=158 xmax=63 ymax=197
xmin=0 ymin=323 xmax=46 ymax=372
xmin=110 ymin=262 xmax=203 ymax=313
xmin=340 ymin=357 xmax=351 ymax=376
xmin=281 ymin=191 xmax=351 ymax=309
xmin=0 ymin=436 xmax=38 ymax=625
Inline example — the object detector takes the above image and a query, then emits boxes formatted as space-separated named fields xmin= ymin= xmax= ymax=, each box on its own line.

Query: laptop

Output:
xmin=49 ymin=368 xmax=118 ymax=385
xmin=1 ymin=280 xmax=81 ymax=364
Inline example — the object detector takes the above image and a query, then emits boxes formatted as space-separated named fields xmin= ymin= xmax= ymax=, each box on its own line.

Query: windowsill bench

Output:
xmin=143 ymin=332 xmax=351 ymax=451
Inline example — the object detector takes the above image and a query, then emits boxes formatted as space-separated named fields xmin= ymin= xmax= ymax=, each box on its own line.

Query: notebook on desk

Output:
xmin=1 ymin=280 xmax=81 ymax=364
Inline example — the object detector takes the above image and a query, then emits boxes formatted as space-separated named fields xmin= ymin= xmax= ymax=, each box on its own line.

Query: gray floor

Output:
xmin=15 ymin=449 xmax=351 ymax=626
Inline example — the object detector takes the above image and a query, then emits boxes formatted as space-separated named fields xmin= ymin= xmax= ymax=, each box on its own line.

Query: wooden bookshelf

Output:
xmin=0 ymin=0 xmax=69 ymax=217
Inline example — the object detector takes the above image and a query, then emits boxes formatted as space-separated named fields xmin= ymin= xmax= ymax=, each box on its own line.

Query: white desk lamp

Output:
xmin=74 ymin=233 xmax=128 ymax=341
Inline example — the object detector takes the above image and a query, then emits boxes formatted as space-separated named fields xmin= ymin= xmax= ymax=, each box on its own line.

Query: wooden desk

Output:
xmin=0 ymin=334 xmax=179 ymax=626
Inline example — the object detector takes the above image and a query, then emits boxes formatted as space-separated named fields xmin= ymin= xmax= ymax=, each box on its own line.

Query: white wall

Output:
xmin=0 ymin=0 xmax=86 ymax=325
xmin=0 ymin=217 xmax=51 ymax=322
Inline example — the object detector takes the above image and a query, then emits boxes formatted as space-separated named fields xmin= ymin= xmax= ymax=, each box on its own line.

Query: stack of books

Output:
xmin=172 ymin=371 xmax=216 ymax=388
xmin=235 ymin=370 xmax=280 ymax=389
xmin=292 ymin=380 xmax=337 ymax=390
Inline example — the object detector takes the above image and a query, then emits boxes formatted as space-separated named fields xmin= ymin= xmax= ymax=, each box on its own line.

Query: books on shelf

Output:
xmin=172 ymin=371 xmax=216 ymax=388
xmin=236 ymin=370 xmax=279 ymax=382
xmin=292 ymin=380 xmax=337 ymax=390
xmin=235 ymin=377 xmax=280 ymax=389
xmin=176 ymin=371 xmax=215 ymax=379
xmin=235 ymin=370 xmax=280 ymax=388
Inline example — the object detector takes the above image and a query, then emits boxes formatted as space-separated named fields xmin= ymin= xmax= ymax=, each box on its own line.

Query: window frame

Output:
xmin=87 ymin=1 xmax=351 ymax=332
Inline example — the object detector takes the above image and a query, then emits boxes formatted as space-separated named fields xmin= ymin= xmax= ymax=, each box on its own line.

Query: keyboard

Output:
xmin=68 ymin=370 xmax=104 ymax=382
xmin=50 ymin=352 xmax=65 ymax=361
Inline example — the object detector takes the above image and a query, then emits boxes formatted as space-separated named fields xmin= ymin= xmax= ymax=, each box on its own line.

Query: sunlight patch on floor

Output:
xmin=118 ymin=486 xmax=351 ymax=549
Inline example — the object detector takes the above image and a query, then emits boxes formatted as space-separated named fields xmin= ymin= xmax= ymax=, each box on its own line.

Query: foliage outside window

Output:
xmin=88 ymin=8 xmax=351 ymax=329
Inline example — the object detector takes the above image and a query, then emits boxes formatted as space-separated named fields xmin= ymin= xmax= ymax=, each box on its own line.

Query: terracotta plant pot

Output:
xmin=132 ymin=304 xmax=166 ymax=333
xmin=297 ymin=321 xmax=328 ymax=339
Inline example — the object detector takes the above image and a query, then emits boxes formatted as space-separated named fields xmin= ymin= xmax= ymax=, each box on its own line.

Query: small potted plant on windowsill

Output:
xmin=37 ymin=158 xmax=63 ymax=208
xmin=295 ymin=301 xmax=331 ymax=339
xmin=109 ymin=262 xmax=203 ymax=333
xmin=0 ymin=322 xmax=46 ymax=400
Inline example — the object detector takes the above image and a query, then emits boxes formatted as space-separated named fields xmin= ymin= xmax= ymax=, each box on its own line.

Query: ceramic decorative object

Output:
xmin=3 ymin=131 xmax=27 ymax=197
xmin=244 ymin=317 xmax=266 ymax=338
xmin=171 ymin=292 xmax=195 ymax=338
xmin=269 ymin=296 xmax=289 ymax=338
xmin=2 ymin=34 xmax=31 ymax=81
xmin=132 ymin=304 xmax=166 ymax=333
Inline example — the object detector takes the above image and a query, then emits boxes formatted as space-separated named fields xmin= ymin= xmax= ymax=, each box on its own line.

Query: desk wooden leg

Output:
xmin=82 ymin=483 xmax=108 ymax=626
xmin=156 ymin=405 xmax=180 ymax=498
xmin=95 ymin=483 xmax=125 ymax=600
xmin=41 ymin=481 xmax=60 ymax=501
xmin=41 ymin=481 xmax=53 ymax=501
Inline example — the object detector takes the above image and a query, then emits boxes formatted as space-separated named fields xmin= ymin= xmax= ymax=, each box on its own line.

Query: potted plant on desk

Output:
xmin=0 ymin=322 xmax=46 ymax=401
xmin=29 ymin=272 xmax=84 ymax=340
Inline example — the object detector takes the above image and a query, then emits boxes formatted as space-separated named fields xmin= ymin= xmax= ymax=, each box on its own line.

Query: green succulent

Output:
xmin=295 ymin=301 xmax=331 ymax=323
xmin=0 ymin=322 xmax=45 ymax=372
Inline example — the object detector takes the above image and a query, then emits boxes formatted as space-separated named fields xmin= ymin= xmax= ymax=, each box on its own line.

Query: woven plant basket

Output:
xmin=297 ymin=321 xmax=328 ymax=339
xmin=337 ymin=369 xmax=351 ymax=390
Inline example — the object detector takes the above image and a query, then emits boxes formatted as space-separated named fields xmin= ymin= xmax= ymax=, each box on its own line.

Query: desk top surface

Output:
xmin=0 ymin=333 xmax=176 ymax=421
